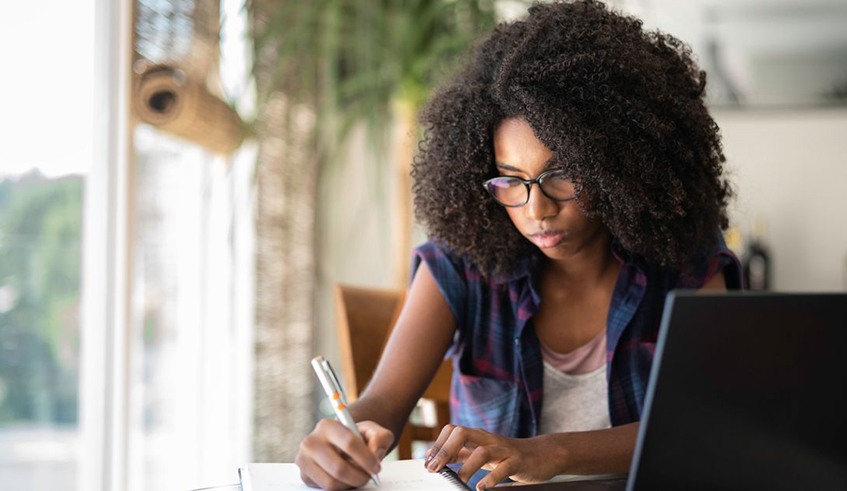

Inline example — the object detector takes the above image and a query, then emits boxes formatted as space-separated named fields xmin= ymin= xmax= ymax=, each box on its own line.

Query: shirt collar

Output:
xmin=491 ymin=254 xmax=535 ymax=284
xmin=492 ymin=236 xmax=641 ymax=284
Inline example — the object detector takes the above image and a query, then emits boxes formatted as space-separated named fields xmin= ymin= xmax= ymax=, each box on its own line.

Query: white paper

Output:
xmin=244 ymin=459 xmax=463 ymax=491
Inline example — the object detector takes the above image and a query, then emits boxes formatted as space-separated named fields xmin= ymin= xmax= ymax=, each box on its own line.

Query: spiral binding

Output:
xmin=438 ymin=467 xmax=472 ymax=490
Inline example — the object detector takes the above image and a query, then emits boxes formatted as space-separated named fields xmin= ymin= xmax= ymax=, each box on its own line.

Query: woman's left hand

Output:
xmin=424 ymin=424 xmax=563 ymax=490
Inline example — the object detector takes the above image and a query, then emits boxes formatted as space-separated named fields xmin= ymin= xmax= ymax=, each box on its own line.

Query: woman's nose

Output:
xmin=524 ymin=183 xmax=559 ymax=221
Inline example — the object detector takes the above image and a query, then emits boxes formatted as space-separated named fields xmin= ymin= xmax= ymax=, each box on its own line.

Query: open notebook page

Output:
xmin=242 ymin=459 xmax=469 ymax=491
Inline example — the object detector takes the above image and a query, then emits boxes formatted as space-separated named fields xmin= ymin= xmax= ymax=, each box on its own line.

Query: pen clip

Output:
xmin=321 ymin=359 xmax=348 ymax=405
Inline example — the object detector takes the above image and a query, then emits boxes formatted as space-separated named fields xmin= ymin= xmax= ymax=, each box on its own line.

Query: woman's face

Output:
xmin=492 ymin=117 xmax=607 ymax=261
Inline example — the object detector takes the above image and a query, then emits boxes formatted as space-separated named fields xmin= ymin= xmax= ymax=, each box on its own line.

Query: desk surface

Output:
xmin=193 ymin=478 xmax=629 ymax=491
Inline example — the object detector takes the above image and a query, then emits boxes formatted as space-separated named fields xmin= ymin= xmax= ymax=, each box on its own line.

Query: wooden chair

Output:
xmin=334 ymin=283 xmax=452 ymax=460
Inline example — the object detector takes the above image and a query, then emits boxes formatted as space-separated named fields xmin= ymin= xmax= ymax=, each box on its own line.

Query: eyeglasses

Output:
xmin=482 ymin=169 xmax=576 ymax=207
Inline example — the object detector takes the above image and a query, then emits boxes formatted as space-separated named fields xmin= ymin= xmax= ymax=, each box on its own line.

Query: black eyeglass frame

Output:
xmin=482 ymin=169 xmax=577 ymax=208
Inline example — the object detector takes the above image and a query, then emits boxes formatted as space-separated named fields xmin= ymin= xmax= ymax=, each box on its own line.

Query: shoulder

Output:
xmin=411 ymin=241 xmax=479 ymax=322
xmin=412 ymin=240 xmax=475 ymax=284
xmin=412 ymin=240 xmax=534 ymax=288
xmin=613 ymin=233 xmax=743 ymax=291
xmin=674 ymin=233 xmax=743 ymax=290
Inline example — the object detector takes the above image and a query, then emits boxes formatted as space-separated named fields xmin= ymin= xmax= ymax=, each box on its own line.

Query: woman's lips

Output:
xmin=529 ymin=232 xmax=565 ymax=248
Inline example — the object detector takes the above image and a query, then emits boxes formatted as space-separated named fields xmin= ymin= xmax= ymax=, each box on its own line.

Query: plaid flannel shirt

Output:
xmin=411 ymin=237 xmax=742 ymax=437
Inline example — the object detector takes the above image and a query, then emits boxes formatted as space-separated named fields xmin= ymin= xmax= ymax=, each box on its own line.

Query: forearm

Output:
xmin=544 ymin=422 xmax=639 ymax=475
xmin=348 ymin=393 xmax=414 ymax=448
xmin=346 ymin=262 xmax=456 ymax=451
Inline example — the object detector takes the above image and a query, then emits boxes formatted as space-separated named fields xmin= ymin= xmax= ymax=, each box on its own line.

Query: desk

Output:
xmin=191 ymin=479 xmax=629 ymax=490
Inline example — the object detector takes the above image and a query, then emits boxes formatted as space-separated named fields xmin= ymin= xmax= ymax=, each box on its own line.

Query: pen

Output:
xmin=311 ymin=356 xmax=381 ymax=487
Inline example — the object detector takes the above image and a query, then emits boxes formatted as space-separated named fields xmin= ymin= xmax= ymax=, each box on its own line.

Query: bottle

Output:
xmin=724 ymin=226 xmax=744 ymax=258
xmin=743 ymin=217 xmax=771 ymax=291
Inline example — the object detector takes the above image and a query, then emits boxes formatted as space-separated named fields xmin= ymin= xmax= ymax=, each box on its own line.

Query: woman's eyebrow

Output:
xmin=495 ymin=162 xmax=523 ymax=172
xmin=495 ymin=157 xmax=556 ymax=173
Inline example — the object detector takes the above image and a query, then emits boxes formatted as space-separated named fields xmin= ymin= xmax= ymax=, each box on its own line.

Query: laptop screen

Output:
xmin=628 ymin=292 xmax=847 ymax=491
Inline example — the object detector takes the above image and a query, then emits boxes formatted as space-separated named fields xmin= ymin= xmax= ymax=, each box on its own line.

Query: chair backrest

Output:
xmin=333 ymin=284 xmax=405 ymax=400
xmin=334 ymin=283 xmax=452 ymax=459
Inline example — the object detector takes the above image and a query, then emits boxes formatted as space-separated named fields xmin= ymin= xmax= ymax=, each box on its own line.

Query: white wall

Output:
xmin=715 ymin=108 xmax=847 ymax=291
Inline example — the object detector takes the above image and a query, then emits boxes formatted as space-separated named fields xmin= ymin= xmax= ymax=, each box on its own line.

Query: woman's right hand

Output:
xmin=295 ymin=419 xmax=394 ymax=490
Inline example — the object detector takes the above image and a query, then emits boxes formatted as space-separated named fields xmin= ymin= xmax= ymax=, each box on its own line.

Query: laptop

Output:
xmin=499 ymin=292 xmax=847 ymax=490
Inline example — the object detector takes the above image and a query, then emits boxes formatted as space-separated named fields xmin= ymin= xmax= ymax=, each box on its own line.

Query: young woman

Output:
xmin=295 ymin=1 xmax=742 ymax=490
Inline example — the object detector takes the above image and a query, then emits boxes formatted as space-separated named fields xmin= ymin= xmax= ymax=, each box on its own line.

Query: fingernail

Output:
xmin=427 ymin=457 xmax=439 ymax=471
xmin=424 ymin=454 xmax=433 ymax=467
xmin=376 ymin=448 xmax=386 ymax=461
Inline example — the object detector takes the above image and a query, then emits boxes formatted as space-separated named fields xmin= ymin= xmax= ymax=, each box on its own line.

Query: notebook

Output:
xmin=239 ymin=459 xmax=471 ymax=490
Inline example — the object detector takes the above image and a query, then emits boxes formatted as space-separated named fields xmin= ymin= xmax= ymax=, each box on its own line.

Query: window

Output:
xmin=1 ymin=1 xmax=255 ymax=490
xmin=0 ymin=1 xmax=93 ymax=489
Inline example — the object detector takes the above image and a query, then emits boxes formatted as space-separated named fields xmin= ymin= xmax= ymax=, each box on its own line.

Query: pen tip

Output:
xmin=371 ymin=474 xmax=381 ymax=487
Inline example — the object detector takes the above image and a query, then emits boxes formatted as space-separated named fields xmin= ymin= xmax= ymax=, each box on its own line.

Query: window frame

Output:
xmin=80 ymin=0 xmax=135 ymax=490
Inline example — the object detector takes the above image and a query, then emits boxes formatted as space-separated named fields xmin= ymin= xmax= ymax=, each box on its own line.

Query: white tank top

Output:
xmin=538 ymin=361 xmax=612 ymax=434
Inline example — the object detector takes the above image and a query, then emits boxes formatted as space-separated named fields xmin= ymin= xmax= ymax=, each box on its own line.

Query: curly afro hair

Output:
xmin=412 ymin=0 xmax=732 ymax=276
